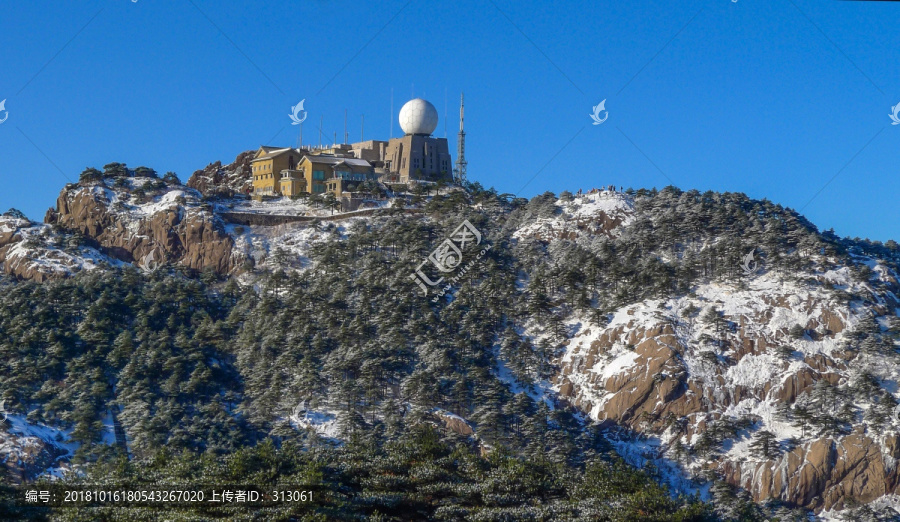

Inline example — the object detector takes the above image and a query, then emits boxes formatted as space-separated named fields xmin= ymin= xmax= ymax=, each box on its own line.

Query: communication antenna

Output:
xmin=455 ymin=93 xmax=467 ymax=184
xmin=297 ymin=120 xmax=303 ymax=150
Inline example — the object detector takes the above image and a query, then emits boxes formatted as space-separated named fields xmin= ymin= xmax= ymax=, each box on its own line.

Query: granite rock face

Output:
xmin=0 ymin=214 xmax=108 ymax=281
xmin=0 ymin=419 xmax=70 ymax=483
xmin=554 ymin=278 xmax=900 ymax=513
xmin=187 ymin=150 xmax=255 ymax=197
xmin=44 ymin=182 xmax=236 ymax=275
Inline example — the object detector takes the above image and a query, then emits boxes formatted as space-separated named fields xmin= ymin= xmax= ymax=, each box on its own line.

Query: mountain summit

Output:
xmin=1 ymin=159 xmax=899 ymax=520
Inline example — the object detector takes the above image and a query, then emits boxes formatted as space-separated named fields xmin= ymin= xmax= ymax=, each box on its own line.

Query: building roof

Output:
xmin=350 ymin=140 xmax=388 ymax=147
xmin=252 ymin=147 xmax=297 ymax=161
xmin=303 ymin=155 xmax=372 ymax=168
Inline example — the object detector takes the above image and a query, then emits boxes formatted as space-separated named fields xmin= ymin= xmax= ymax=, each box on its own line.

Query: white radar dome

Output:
xmin=398 ymin=98 xmax=438 ymax=136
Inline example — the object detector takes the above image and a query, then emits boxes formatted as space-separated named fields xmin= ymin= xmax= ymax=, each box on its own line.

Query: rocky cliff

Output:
xmin=0 ymin=416 xmax=74 ymax=483
xmin=186 ymin=149 xmax=255 ymax=197
xmin=4 ymin=175 xmax=900 ymax=518
xmin=0 ymin=213 xmax=113 ymax=281
xmin=542 ymin=192 xmax=900 ymax=514
xmin=43 ymin=178 xmax=237 ymax=276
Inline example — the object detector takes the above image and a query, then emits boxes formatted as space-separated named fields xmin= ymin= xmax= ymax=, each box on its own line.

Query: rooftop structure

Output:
xmin=398 ymin=98 xmax=439 ymax=136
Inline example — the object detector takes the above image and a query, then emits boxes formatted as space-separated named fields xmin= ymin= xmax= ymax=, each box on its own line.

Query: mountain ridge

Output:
xmin=1 ymin=157 xmax=899 ymax=519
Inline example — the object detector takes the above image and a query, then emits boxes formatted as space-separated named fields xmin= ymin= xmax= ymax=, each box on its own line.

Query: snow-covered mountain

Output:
xmin=3 ymin=161 xmax=900 ymax=519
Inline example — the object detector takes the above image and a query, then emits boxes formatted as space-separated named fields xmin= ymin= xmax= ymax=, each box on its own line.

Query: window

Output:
xmin=313 ymin=170 xmax=325 ymax=181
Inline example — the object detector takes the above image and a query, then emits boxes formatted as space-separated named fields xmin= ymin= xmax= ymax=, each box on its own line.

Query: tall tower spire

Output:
xmin=454 ymin=93 xmax=467 ymax=184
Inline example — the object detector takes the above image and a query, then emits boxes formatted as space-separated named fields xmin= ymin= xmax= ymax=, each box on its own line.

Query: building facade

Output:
xmin=350 ymin=140 xmax=389 ymax=165
xmin=383 ymin=134 xmax=452 ymax=183
xmin=294 ymin=155 xmax=375 ymax=196
xmin=251 ymin=146 xmax=304 ymax=196
xmin=252 ymin=96 xmax=463 ymax=197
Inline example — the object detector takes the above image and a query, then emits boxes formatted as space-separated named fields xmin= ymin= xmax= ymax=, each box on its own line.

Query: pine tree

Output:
xmin=749 ymin=430 xmax=781 ymax=460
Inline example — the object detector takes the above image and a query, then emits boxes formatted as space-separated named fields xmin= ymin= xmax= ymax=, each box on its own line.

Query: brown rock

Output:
xmin=187 ymin=150 xmax=255 ymax=196
xmin=48 ymin=185 xmax=236 ymax=274
xmin=434 ymin=412 xmax=475 ymax=437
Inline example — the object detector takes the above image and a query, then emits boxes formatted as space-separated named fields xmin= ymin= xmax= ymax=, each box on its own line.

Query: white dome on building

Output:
xmin=398 ymin=98 xmax=438 ymax=136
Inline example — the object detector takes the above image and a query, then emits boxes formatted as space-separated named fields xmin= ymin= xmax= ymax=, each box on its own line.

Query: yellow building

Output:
xmin=279 ymin=168 xmax=307 ymax=197
xmin=297 ymin=155 xmax=374 ymax=196
xmin=250 ymin=146 xmax=303 ymax=196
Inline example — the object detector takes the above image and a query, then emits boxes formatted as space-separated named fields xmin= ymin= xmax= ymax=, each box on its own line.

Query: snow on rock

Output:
xmin=513 ymin=190 xmax=634 ymax=241
xmin=0 ymin=415 xmax=77 ymax=482
xmin=289 ymin=409 xmax=340 ymax=441
xmin=187 ymin=149 xmax=255 ymax=196
xmin=46 ymin=179 xmax=238 ymax=275
xmin=431 ymin=408 xmax=475 ymax=437
xmin=0 ymin=214 xmax=120 ymax=281
xmin=17 ymin=176 xmax=395 ymax=282
xmin=230 ymin=220 xmax=352 ymax=277
xmin=553 ymin=266 xmax=900 ymax=513
xmin=220 ymin=196 xmax=389 ymax=218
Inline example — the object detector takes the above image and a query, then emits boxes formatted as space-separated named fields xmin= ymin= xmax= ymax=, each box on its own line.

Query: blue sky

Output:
xmin=1 ymin=0 xmax=898 ymax=241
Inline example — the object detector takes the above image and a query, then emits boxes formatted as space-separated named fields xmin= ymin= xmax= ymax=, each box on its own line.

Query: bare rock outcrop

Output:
xmin=0 ymin=420 xmax=70 ymax=483
xmin=725 ymin=433 xmax=900 ymax=511
xmin=187 ymin=150 xmax=255 ymax=197
xmin=552 ymin=280 xmax=900 ymax=513
xmin=0 ymin=215 xmax=107 ymax=281
xmin=513 ymin=191 xmax=634 ymax=242
xmin=45 ymin=183 xmax=236 ymax=274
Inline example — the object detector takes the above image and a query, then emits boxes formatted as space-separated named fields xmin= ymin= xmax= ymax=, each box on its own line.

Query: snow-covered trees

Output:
xmin=2 ymin=181 xmax=899 ymax=518
xmin=748 ymin=430 xmax=781 ymax=460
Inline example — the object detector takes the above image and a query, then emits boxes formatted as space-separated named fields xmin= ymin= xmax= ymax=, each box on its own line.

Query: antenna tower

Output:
xmin=454 ymin=93 xmax=467 ymax=184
